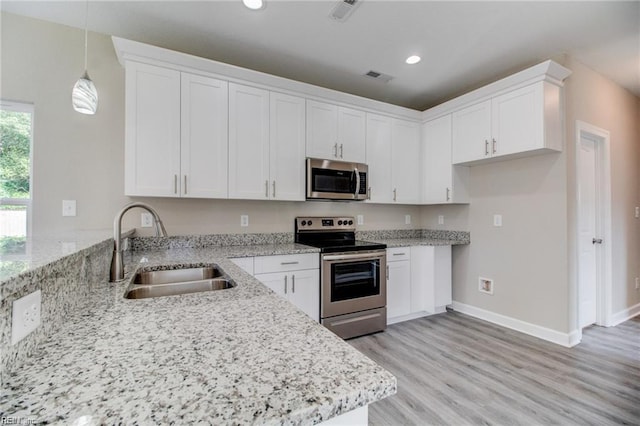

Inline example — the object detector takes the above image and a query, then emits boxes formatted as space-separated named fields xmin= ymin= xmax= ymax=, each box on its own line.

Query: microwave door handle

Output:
xmin=354 ymin=167 xmax=360 ymax=198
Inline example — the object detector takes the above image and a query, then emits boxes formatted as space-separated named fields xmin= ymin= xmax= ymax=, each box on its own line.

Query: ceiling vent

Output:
xmin=329 ymin=0 xmax=361 ymax=22
xmin=364 ymin=70 xmax=394 ymax=83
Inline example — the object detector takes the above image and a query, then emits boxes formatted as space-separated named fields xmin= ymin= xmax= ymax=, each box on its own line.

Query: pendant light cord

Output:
xmin=83 ymin=0 xmax=89 ymax=72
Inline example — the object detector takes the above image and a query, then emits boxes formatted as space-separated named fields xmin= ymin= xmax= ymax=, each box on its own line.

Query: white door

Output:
xmin=423 ymin=115 xmax=453 ymax=203
xmin=228 ymin=83 xmax=270 ymax=199
xmin=269 ymin=92 xmax=306 ymax=201
xmin=288 ymin=269 xmax=320 ymax=322
xmin=365 ymin=113 xmax=393 ymax=203
xmin=391 ymin=119 xmax=421 ymax=204
xmin=337 ymin=106 xmax=366 ymax=163
xmin=452 ymin=100 xmax=491 ymax=164
xmin=306 ymin=100 xmax=338 ymax=160
xmin=578 ymin=136 xmax=598 ymax=328
xmin=180 ymin=73 xmax=228 ymax=198
xmin=125 ymin=62 xmax=181 ymax=196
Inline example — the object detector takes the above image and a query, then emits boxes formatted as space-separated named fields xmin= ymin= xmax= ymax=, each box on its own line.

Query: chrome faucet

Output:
xmin=110 ymin=202 xmax=167 ymax=282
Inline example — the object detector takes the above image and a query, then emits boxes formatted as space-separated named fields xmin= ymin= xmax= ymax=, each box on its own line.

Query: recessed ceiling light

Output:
xmin=405 ymin=55 xmax=421 ymax=65
xmin=243 ymin=0 xmax=264 ymax=10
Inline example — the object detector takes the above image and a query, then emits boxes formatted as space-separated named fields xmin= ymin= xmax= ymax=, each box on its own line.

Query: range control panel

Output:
xmin=295 ymin=216 xmax=356 ymax=232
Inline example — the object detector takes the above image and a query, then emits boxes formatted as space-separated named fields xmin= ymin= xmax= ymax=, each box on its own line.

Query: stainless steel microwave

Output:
xmin=306 ymin=158 xmax=368 ymax=201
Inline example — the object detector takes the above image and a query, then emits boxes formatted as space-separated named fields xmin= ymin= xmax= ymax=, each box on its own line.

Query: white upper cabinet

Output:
xmin=228 ymin=83 xmax=270 ymax=199
xmin=365 ymin=113 xmax=393 ymax=203
xmin=269 ymin=92 xmax=306 ymax=201
xmin=125 ymin=62 xmax=181 ymax=197
xmin=422 ymin=114 xmax=469 ymax=204
xmin=452 ymin=81 xmax=561 ymax=165
xmin=306 ymin=100 xmax=366 ymax=163
xmin=391 ymin=119 xmax=421 ymax=204
xmin=125 ymin=62 xmax=228 ymax=198
xmin=180 ymin=73 xmax=229 ymax=198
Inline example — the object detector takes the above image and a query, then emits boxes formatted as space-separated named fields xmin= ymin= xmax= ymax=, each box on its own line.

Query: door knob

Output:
xmin=592 ymin=238 xmax=603 ymax=244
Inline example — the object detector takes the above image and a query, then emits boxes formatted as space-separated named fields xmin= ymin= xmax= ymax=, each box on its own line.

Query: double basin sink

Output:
xmin=125 ymin=265 xmax=235 ymax=299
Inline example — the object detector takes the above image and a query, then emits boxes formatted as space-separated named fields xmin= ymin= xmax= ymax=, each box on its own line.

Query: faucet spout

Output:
xmin=110 ymin=202 xmax=167 ymax=282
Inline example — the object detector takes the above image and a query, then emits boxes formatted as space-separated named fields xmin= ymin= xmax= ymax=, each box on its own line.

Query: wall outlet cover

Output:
xmin=11 ymin=290 xmax=42 ymax=345
xmin=438 ymin=215 xmax=444 ymax=225
xmin=62 ymin=200 xmax=76 ymax=217
xmin=357 ymin=215 xmax=364 ymax=225
xmin=240 ymin=215 xmax=249 ymax=227
xmin=405 ymin=214 xmax=411 ymax=225
xmin=493 ymin=214 xmax=503 ymax=227
xmin=479 ymin=277 xmax=494 ymax=295
xmin=141 ymin=212 xmax=154 ymax=227
xmin=635 ymin=207 xmax=639 ymax=219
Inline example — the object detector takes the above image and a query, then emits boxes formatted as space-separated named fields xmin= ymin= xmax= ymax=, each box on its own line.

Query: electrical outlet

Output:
xmin=62 ymin=200 xmax=76 ymax=217
xmin=11 ymin=290 xmax=42 ymax=345
xmin=635 ymin=277 xmax=639 ymax=290
xmin=357 ymin=215 xmax=364 ymax=225
xmin=405 ymin=214 xmax=411 ymax=225
xmin=479 ymin=277 xmax=494 ymax=295
xmin=438 ymin=215 xmax=444 ymax=225
xmin=635 ymin=207 xmax=639 ymax=219
xmin=493 ymin=214 xmax=502 ymax=227
xmin=240 ymin=215 xmax=249 ymax=227
xmin=141 ymin=212 xmax=154 ymax=227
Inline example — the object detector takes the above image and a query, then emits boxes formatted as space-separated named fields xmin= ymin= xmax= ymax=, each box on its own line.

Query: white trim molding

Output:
xmin=610 ymin=303 xmax=640 ymax=327
xmin=451 ymin=301 xmax=579 ymax=348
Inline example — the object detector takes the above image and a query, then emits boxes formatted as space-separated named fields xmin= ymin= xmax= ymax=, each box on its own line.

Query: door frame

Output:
xmin=575 ymin=120 xmax=613 ymax=329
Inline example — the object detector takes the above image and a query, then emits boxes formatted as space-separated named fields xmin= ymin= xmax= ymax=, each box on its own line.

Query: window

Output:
xmin=1 ymin=101 xmax=33 ymax=238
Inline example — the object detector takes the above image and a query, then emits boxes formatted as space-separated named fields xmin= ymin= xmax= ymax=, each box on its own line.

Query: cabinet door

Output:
xmin=288 ymin=269 xmax=320 ymax=322
xmin=180 ymin=73 xmax=228 ymax=198
xmin=337 ymin=106 xmax=366 ymax=163
xmin=410 ymin=246 xmax=435 ymax=313
xmin=365 ymin=113 xmax=393 ymax=203
xmin=254 ymin=271 xmax=287 ymax=299
xmin=228 ymin=83 xmax=270 ymax=199
xmin=387 ymin=259 xmax=411 ymax=319
xmin=125 ymin=62 xmax=181 ymax=196
xmin=306 ymin=100 xmax=338 ymax=160
xmin=491 ymin=83 xmax=544 ymax=158
xmin=391 ymin=119 xmax=421 ymax=204
xmin=423 ymin=115 xmax=453 ymax=204
xmin=270 ymin=92 xmax=306 ymax=201
xmin=452 ymin=100 xmax=491 ymax=164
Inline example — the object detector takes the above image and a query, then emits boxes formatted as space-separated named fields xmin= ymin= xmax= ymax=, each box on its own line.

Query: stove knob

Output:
xmin=348 ymin=220 xmax=354 ymax=225
xmin=301 ymin=220 xmax=307 ymax=226
xmin=338 ymin=220 xmax=343 ymax=225
xmin=308 ymin=220 xmax=313 ymax=226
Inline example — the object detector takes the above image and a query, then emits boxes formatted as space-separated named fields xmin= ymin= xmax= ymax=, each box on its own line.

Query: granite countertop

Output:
xmin=374 ymin=237 xmax=469 ymax=248
xmin=1 ymin=245 xmax=397 ymax=425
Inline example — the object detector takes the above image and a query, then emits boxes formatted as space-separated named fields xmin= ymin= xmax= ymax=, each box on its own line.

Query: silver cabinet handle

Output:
xmin=174 ymin=175 xmax=178 ymax=194
xmin=280 ymin=261 xmax=299 ymax=265
xmin=333 ymin=143 xmax=338 ymax=157
xmin=367 ymin=186 xmax=371 ymax=200
xmin=340 ymin=144 xmax=344 ymax=158
xmin=446 ymin=187 xmax=451 ymax=201
xmin=272 ymin=181 xmax=276 ymax=198
xmin=393 ymin=252 xmax=406 ymax=256
xmin=265 ymin=180 xmax=269 ymax=198
xmin=492 ymin=138 xmax=497 ymax=154
xmin=284 ymin=275 xmax=288 ymax=294
xmin=292 ymin=274 xmax=295 ymax=293
xmin=592 ymin=238 xmax=603 ymax=244
xmin=485 ymin=140 xmax=489 ymax=155
xmin=184 ymin=175 xmax=187 ymax=195
xmin=386 ymin=265 xmax=389 ymax=281
xmin=354 ymin=167 xmax=360 ymax=198
xmin=393 ymin=188 xmax=397 ymax=202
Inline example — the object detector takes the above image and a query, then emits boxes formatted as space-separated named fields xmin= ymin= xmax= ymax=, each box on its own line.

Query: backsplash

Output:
xmin=128 ymin=232 xmax=294 ymax=251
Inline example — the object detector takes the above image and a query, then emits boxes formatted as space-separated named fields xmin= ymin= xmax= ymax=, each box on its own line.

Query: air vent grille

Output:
xmin=364 ymin=70 xmax=394 ymax=83
xmin=329 ymin=0 xmax=361 ymax=22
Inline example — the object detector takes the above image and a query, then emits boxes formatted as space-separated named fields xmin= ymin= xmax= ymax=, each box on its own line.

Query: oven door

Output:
xmin=306 ymin=158 xmax=368 ymax=200
xmin=321 ymin=250 xmax=386 ymax=318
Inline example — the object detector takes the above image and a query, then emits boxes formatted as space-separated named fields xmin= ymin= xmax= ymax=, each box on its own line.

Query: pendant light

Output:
xmin=72 ymin=0 xmax=98 ymax=114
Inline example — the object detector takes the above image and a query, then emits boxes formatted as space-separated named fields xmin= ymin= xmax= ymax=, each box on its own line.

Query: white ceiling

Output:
xmin=2 ymin=0 xmax=639 ymax=110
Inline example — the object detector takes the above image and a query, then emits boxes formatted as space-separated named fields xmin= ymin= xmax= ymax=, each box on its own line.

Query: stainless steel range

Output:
xmin=295 ymin=216 xmax=387 ymax=339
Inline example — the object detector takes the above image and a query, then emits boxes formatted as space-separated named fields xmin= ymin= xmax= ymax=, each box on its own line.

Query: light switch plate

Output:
xmin=62 ymin=200 xmax=76 ymax=217
xmin=12 ymin=290 xmax=41 ymax=345
xmin=240 ymin=215 xmax=249 ymax=227
xmin=141 ymin=212 xmax=153 ymax=227
xmin=357 ymin=215 xmax=364 ymax=225
xmin=438 ymin=215 xmax=444 ymax=225
xmin=493 ymin=214 xmax=502 ymax=227
xmin=405 ymin=214 xmax=411 ymax=225
xmin=635 ymin=207 xmax=639 ymax=219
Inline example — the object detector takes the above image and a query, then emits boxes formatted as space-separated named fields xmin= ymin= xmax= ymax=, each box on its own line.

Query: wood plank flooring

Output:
xmin=349 ymin=311 xmax=640 ymax=426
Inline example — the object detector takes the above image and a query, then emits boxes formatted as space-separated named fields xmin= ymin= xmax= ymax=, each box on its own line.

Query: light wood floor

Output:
xmin=349 ymin=311 xmax=640 ymax=426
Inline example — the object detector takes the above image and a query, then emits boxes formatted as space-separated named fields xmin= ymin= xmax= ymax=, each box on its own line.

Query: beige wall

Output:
xmin=0 ymin=12 xmax=421 ymax=237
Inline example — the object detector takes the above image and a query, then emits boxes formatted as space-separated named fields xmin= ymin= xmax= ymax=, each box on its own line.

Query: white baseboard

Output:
xmin=609 ymin=302 xmax=640 ymax=327
xmin=451 ymin=301 xmax=578 ymax=348
xmin=387 ymin=307 xmax=446 ymax=325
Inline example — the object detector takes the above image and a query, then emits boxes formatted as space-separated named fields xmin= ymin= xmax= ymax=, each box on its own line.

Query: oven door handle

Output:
xmin=353 ymin=167 xmax=360 ymax=199
xmin=323 ymin=251 xmax=385 ymax=262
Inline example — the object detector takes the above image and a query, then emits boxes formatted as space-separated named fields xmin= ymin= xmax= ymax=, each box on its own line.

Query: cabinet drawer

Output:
xmin=387 ymin=247 xmax=411 ymax=262
xmin=253 ymin=253 xmax=319 ymax=274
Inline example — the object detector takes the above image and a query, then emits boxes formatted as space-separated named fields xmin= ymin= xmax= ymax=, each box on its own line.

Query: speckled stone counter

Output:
xmin=1 ymin=245 xmax=396 ymax=425
xmin=359 ymin=229 xmax=470 ymax=248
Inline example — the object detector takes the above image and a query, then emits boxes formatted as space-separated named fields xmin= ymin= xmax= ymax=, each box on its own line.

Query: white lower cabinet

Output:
xmin=229 ymin=257 xmax=254 ymax=275
xmin=251 ymin=253 xmax=320 ymax=322
xmin=386 ymin=245 xmax=452 ymax=324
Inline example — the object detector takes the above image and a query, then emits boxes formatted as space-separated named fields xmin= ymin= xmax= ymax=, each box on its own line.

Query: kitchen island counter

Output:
xmin=2 ymin=244 xmax=396 ymax=425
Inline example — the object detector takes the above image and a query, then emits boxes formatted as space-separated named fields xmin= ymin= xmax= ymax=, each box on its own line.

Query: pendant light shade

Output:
xmin=73 ymin=0 xmax=98 ymax=114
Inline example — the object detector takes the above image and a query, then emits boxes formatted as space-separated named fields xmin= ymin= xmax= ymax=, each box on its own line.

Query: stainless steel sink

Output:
xmin=133 ymin=266 xmax=222 ymax=285
xmin=125 ymin=265 xmax=235 ymax=299
xmin=125 ymin=278 xmax=234 ymax=299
